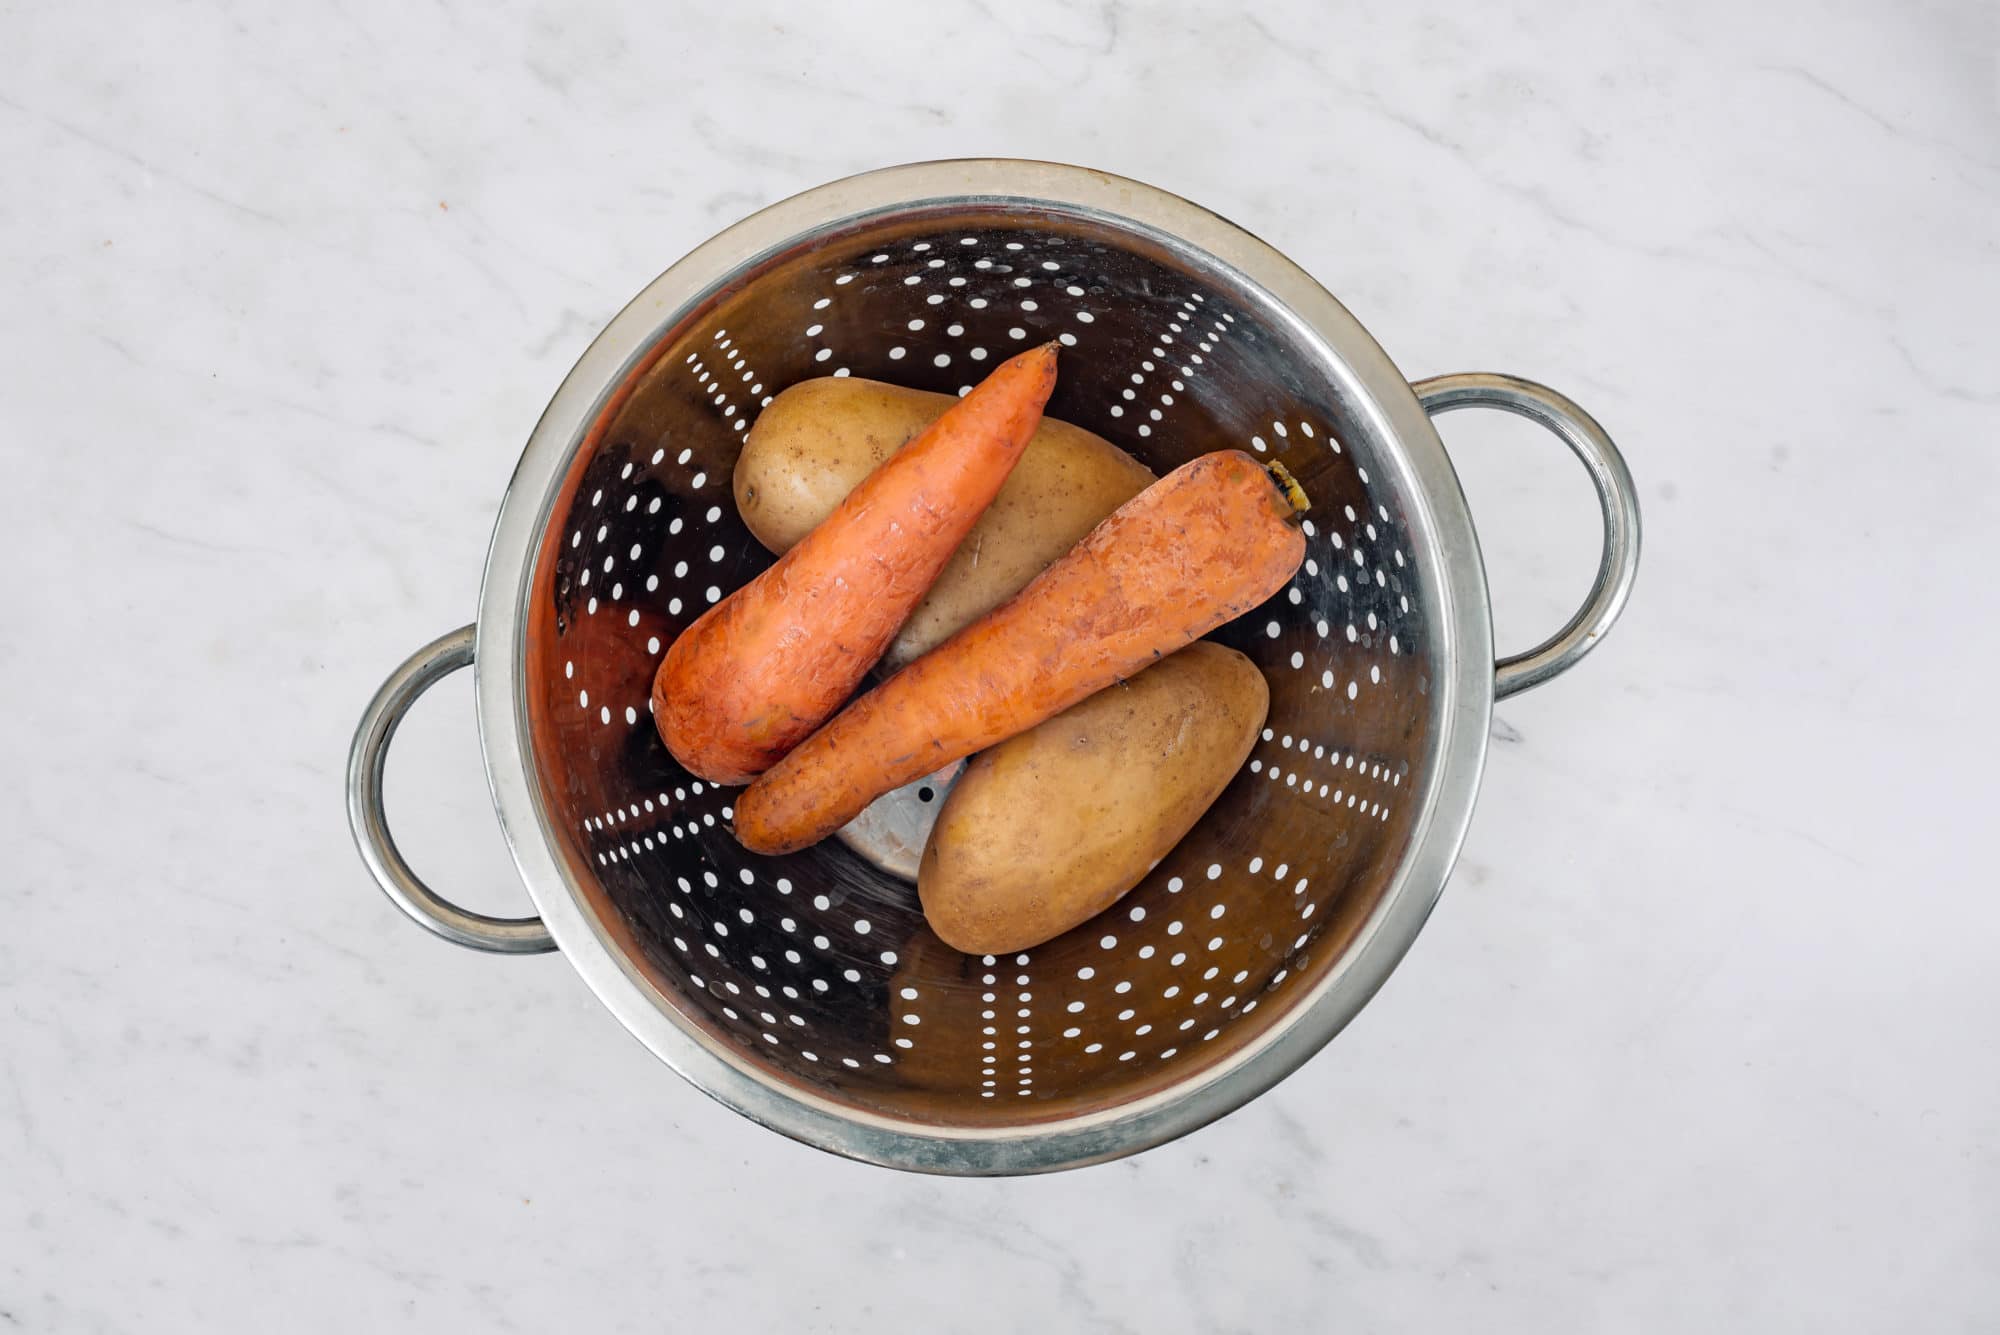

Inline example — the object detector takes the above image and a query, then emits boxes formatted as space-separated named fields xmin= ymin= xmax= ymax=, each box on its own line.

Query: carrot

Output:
xmin=653 ymin=344 xmax=1059 ymax=784
xmin=734 ymin=450 xmax=1308 ymax=854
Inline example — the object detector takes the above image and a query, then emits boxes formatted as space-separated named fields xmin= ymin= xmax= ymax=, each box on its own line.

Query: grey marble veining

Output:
xmin=1 ymin=0 xmax=1995 ymax=1329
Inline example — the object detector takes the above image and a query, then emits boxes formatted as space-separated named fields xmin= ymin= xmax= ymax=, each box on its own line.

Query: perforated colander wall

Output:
xmin=522 ymin=209 xmax=1432 ymax=1127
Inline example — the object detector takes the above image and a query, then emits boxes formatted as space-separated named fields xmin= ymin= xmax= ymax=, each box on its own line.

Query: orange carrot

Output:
xmin=653 ymin=344 xmax=1058 ymax=784
xmin=734 ymin=450 xmax=1307 ymax=854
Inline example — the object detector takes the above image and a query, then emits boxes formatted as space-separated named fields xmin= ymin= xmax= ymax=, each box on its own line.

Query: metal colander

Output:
xmin=348 ymin=160 xmax=1639 ymax=1175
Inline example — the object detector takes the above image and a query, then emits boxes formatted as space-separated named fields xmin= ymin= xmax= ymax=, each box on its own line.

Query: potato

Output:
xmin=734 ymin=377 xmax=1154 ymax=670
xmin=918 ymin=643 xmax=1269 ymax=955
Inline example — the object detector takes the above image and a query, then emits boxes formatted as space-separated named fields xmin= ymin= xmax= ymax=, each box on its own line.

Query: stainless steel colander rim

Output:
xmin=471 ymin=159 xmax=1494 ymax=1174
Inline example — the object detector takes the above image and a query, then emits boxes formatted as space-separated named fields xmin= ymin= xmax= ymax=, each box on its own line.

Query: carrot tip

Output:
xmin=1266 ymin=458 xmax=1311 ymax=515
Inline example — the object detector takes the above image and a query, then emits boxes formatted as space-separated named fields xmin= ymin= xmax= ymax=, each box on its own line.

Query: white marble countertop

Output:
xmin=4 ymin=1 xmax=1995 ymax=1329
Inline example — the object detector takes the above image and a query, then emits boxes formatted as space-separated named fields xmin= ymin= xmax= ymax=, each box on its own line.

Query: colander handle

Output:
xmin=1413 ymin=373 xmax=1642 ymax=700
xmin=347 ymin=625 xmax=557 ymax=954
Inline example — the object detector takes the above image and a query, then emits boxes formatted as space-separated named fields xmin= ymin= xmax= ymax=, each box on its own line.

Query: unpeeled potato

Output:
xmin=919 ymin=643 xmax=1269 ymax=954
xmin=734 ymin=377 xmax=1154 ymax=671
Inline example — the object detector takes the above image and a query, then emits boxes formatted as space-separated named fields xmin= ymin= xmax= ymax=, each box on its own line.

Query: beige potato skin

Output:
xmin=734 ymin=377 xmax=1155 ymax=670
xmin=919 ymin=643 xmax=1270 ymax=955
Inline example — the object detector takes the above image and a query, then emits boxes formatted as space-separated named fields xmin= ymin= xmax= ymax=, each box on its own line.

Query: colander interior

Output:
xmin=520 ymin=205 xmax=1434 ymax=1127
